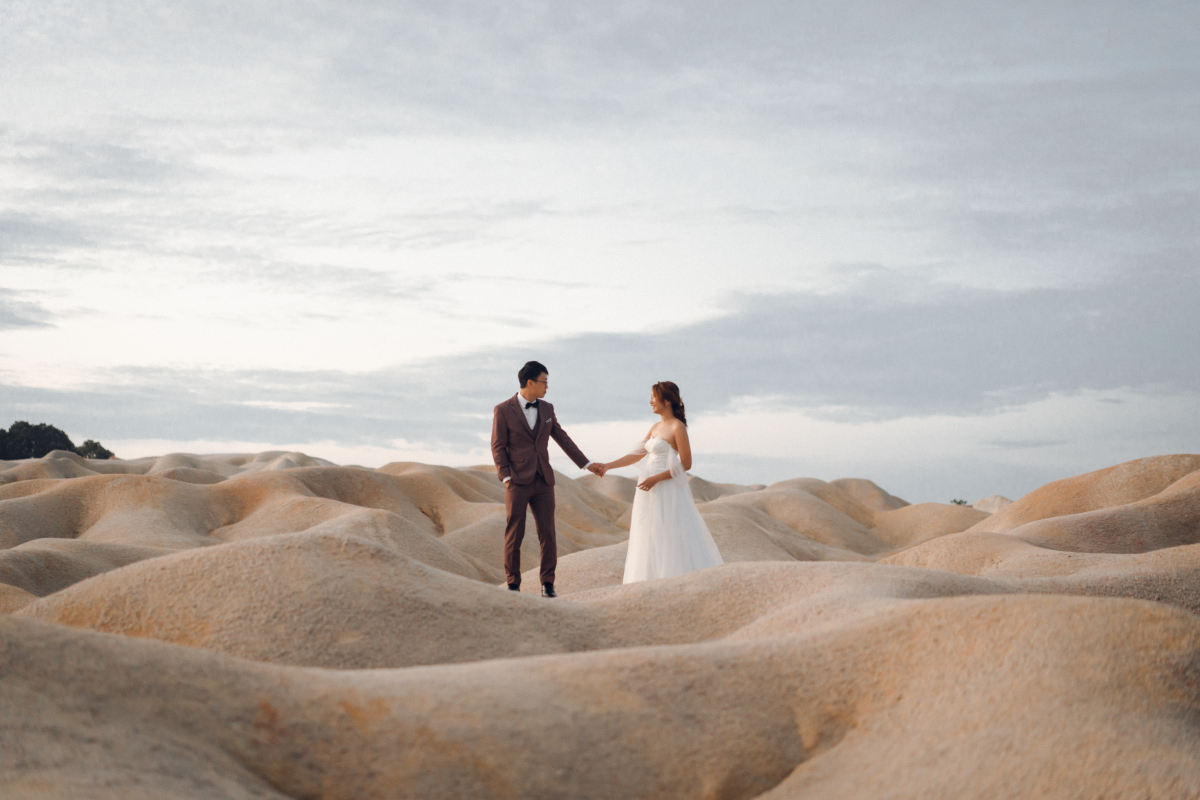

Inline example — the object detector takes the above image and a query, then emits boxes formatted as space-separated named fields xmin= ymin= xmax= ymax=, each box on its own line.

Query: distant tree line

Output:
xmin=0 ymin=421 xmax=116 ymax=460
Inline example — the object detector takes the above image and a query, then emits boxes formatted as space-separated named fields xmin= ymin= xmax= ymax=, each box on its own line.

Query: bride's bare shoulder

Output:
xmin=660 ymin=419 xmax=686 ymax=443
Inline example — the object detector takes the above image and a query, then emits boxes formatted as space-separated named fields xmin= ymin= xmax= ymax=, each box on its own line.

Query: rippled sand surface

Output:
xmin=3 ymin=449 xmax=1200 ymax=798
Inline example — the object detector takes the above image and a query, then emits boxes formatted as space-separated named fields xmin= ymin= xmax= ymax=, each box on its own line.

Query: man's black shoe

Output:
xmin=541 ymin=583 xmax=557 ymax=598
xmin=507 ymin=583 xmax=520 ymax=591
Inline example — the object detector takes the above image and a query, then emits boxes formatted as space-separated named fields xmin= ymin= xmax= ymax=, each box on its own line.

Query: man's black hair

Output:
xmin=518 ymin=361 xmax=548 ymax=387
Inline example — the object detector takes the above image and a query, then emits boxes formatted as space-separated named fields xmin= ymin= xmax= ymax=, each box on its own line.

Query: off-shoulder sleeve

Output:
xmin=627 ymin=440 xmax=648 ymax=458
xmin=666 ymin=446 xmax=687 ymax=481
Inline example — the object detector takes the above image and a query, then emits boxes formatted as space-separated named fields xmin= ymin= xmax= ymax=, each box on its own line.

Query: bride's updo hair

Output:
xmin=653 ymin=381 xmax=687 ymax=426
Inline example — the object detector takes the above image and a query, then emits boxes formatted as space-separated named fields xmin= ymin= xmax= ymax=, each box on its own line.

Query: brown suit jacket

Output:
xmin=491 ymin=395 xmax=589 ymax=486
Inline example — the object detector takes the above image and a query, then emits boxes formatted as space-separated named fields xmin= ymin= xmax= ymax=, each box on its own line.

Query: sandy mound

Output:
xmin=152 ymin=466 xmax=228 ymax=484
xmin=981 ymin=466 xmax=1200 ymax=555
xmin=0 ymin=449 xmax=339 ymax=487
xmin=17 ymin=532 xmax=599 ymax=667
xmin=0 ymin=465 xmax=503 ymax=580
xmin=7 ymin=449 xmax=1200 ymax=798
xmin=883 ymin=457 xmax=1200 ymax=611
xmin=576 ymin=472 xmax=638 ymax=503
xmin=0 ymin=539 xmax=171 ymax=610
xmin=5 ymin=592 xmax=1200 ymax=799
xmin=23 ymin=538 xmax=1016 ymax=669
xmin=0 ymin=450 xmax=105 ymax=482
xmin=870 ymin=502 xmax=990 ymax=549
xmin=972 ymin=494 xmax=1012 ymax=513
xmin=709 ymin=486 xmax=891 ymax=555
xmin=829 ymin=477 xmax=909 ymax=511
xmin=969 ymin=454 xmax=1200 ymax=534
xmin=698 ymin=501 xmax=872 ymax=564
xmin=888 ymin=532 xmax=1200 ymax=615
xmin=766 ymin=477 xmax=880 ymax=527
xmin=687 ymin=475 xmax=766 ymax=501
xmin=524 ymin=540 xmax=631 ymax=592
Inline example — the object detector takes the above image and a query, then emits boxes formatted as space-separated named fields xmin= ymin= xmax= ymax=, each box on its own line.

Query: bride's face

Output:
xmin=649 ymin=390 xmax=663 ymax=414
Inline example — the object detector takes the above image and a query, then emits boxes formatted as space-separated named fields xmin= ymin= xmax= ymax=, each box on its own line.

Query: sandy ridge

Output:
xmin=3 ymin=450 xmax=1200 ymax=798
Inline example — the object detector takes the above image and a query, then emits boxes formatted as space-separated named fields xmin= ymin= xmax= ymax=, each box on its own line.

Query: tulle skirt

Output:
xmin=622 ymin=470 xmax=724 ymax=583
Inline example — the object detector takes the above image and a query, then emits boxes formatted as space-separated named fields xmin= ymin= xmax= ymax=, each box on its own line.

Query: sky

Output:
xmin=2 ymin=0 xmax=1198 ymax=503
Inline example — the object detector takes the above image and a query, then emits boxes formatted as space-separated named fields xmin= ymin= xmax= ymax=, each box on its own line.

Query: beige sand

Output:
xmin=3 ymin=449 xmax=1200 ymax=798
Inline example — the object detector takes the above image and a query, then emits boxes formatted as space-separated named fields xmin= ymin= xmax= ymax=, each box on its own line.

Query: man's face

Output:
xmin=526 ymin=373 xmax=548 ymax=399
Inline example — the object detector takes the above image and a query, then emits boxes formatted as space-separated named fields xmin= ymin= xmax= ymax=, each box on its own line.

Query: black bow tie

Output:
xmin=524 ymin=400 xmax=539 ymax=409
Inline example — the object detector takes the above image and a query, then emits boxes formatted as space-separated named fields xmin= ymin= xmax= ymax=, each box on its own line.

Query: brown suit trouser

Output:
xmin=504 ymin=471 xmax=556 ymax=587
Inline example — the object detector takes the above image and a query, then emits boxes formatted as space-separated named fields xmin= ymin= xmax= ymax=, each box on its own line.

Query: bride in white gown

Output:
xmin=599 ymin=381 xmax=724 ymax=583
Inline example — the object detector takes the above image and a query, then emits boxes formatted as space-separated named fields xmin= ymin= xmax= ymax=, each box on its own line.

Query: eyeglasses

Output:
xmin=534 ymin=379 xmax=548 ymax=385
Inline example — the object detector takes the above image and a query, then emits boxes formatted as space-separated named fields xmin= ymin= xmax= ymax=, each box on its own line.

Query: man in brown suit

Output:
xmin=491 ymin=360 xmax=604 ymax=597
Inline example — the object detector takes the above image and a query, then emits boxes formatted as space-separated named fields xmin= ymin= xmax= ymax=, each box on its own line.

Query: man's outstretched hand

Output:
xmin=587 ymin=463 xmax=607 ymax=477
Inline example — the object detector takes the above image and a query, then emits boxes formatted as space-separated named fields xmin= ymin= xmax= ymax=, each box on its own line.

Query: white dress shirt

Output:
xmin=503 ymin=393 xmax=591 ymax=482
xmin=519 ymin=394 xmax=539 ymax=429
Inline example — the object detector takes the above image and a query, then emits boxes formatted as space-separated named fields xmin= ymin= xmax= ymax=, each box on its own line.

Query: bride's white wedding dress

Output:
xmin=622 ymin=436 xmax=724 ymax=583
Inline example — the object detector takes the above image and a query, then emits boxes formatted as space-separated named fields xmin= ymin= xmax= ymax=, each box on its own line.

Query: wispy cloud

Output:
xmin=0 ymin=289 xmax=53 ymax=330
xmin=4 ymin=265 xmax=1197 ymax=443
xmin=988 ymin=439 xmax=1071 ymax=450
xmin=13 ymin=136 xmax=193 ymax=188
xmin=190 ymin=254 xmax=439 ymax=301
xmin=518 ymin=264 xmax=1200 ymax=423
xmin=0 ymin=212 xmax=94 ymax=261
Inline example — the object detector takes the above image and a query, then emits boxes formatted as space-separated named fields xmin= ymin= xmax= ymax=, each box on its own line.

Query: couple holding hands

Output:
xmin=490 ymin=360 xmax=723 ymax=598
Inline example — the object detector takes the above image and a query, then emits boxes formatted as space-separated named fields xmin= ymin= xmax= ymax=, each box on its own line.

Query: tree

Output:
xmin=2 ymin=421 xmax=77 ymax=459
xmin=77 ymin=439 xmax=116 ymax=459
xmin=951 ymin=499 xmax=969 ymax=506
xmin=0 ymin=421 xmax=117 ymax=460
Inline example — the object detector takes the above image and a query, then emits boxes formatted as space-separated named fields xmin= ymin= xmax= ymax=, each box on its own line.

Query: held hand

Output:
xmin=587 ymin=463 xmax=606 ymax=477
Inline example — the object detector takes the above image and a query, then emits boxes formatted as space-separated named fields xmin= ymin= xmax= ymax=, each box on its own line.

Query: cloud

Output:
xmin=9 ymin=2 xmax=1198 ymax=137
xmin=14 ymin=136 xmax=189 ymax=188
xmin=0 ymin=289 xmax=53 ymax=329
xmin=190 ymin=254 xmax=440 ymax=301
xmin=0 ymin=212 xmax=94 ymax=260
xmin=4 ymin=265 xmax=1196 ymax=448
xmin=5 ymin=2 xmax=1196 ymax=293
xmin=500 ymin=263 xmax=1200 ymax=423
xmin=987 ymin=439 xmax=1071 ymax=450
xmin=0 ymin=306 xmax=51 ymax=332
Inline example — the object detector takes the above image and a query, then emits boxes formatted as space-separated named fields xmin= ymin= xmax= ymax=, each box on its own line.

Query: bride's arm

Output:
xmin=675 ymin=424 xmax=692 ymax=472
xmin=603 ymin=453 xmax=644 ymax=470
xmin=601 ymin=430 xmax=653 ymax=472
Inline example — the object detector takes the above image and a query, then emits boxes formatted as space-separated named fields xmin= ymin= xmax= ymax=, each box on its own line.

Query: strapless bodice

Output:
xmin=644 ymin=436 xmax=674 ymax=472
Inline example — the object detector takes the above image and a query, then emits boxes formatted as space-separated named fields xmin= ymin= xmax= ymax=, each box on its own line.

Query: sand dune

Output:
xmin=0 ymin=449 xmax=338 ymax=486
xmin=4 ymin=449 xmax=1200 ymax=798
xmin=971 ymin=494 xmax=1012 ymax=513
xmin=0 ymin=539 xmax=172 ymax=612
xmin=5 ymin=593 xmax=1200 ymax=799
xmin=709 ymin=485 xmax=891 ymax=555
xmin=968 ymin=454 xmax=1200 ymax=535
xmin=870 ymin=502 xmax=990 ymax=549
xmin=829 ymin=477 xmax=909 ymax=511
